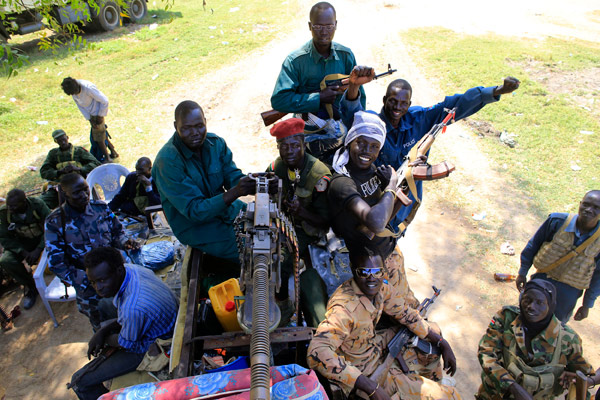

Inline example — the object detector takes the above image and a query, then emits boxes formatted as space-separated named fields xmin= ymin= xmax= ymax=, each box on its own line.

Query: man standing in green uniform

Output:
xmin=270 ymin=2 xmax=366 ymax=163
xmin=266 ymin=118 xmax=331 ymax=326
xmin=152 ymin=100 xmax=256 ymax=264
xmin=0 ymin=189 xmax=51 ymax=309
xmin=40 ymin=129 xmax=101 ymax=209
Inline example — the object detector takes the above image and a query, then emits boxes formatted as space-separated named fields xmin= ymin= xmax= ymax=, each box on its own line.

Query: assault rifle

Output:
xmin=369 ymin=286 xmax=442 ymax=387
xmin=261 ymin=64 xmax=397 ymax=126
xmin=358 ymin=107 xmax=457 ymax=239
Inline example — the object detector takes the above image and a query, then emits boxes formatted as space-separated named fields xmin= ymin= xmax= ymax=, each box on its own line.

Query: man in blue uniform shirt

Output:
xmin=70 ymin=246 xmax=178 ymax=400
xmin=341 ymin=66 xmax=520 ymax=234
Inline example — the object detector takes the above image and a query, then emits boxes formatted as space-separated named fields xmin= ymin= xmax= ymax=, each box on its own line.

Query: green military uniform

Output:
xmin=477 ymin=306 xmax=594 ymax=400
xmin=39 ymin=144 xmax=101 ymax=209
xmin=0 ymin=197 xmax=51 ymax=290
xmin=267 ymin=153 xmax=331 ymax=327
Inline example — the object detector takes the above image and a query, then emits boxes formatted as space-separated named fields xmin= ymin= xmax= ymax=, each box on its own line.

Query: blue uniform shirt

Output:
xmin=519 ymin=213 xmax=600 ymax=308
xmin=114 ymin=264 xmax=178 ymax=353
xmin=341 ymin=86 xmax=499 ymax=230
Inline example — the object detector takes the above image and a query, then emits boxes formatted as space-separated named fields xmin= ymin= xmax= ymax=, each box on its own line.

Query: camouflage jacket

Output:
xmin=477 ymin=306 xmax=593 ymax=399
xmin=307 ymin=279 xmax=430 ymax=390
xmin=44 ymin=200 xmax=127 ymax=287
xmin=0 ymin=197 xmax=51 ymax=253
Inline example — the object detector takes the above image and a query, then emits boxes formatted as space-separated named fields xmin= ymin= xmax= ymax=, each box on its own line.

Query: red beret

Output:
xmin=270 ymin=118 xmax=305 ymax=140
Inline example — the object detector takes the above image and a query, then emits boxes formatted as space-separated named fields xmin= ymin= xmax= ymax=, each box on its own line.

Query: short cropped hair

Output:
xmin=174 ymin=100 xmax=202 ymax=122
xmin=84 ymin=246 xmax=124 ymax=272
xmin=6 ymin=188 xmax=26 ymax=201
xmin=61 ymin=77 xmax=80 ymax=95
xmin=346 ymin=241 xmax=381 ymax=270
xmin=136 ymin=156 xmax=152 ymax=167
xmin=59 ymin=172 xmax=84 ymax=189
xmin=309 ymin=2 xmax=335 ymax=20
xmin=386 ymin=79 xmax=413 ymax=97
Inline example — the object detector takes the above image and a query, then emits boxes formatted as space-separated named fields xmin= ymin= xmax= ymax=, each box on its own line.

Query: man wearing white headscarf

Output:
xmin=328 ymin=111 xmax=419 ymax=307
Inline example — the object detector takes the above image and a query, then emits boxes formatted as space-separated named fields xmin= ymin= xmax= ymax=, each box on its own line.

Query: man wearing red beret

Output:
xmin=267 ymin=118 xmax=332 ymax=326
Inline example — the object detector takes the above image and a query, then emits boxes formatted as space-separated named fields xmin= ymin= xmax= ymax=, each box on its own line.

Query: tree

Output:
xmin=1 ymin=0 xmax=172 ymax=77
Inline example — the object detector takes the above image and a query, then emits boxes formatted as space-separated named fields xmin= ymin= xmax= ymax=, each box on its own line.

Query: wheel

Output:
xmin=125 ymin=0 xmax=147 ymax=23
xmin=94 ymin=0 xmax=121 ymax=32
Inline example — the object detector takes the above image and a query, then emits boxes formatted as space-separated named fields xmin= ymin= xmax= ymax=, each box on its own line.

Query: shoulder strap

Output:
xmin=550 ymin=324 xmax=564 ymax=365
xmin=537 ymin=215 xmax=600 ymax=273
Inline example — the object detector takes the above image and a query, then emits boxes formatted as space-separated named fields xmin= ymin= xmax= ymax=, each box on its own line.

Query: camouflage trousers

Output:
xmin=384 ymin=247 xmax=420 ymax=309
xmin=73 ymin=283 xmax=117 ymax=331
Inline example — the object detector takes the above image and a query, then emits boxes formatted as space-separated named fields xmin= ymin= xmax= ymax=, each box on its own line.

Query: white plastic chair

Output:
xmin=85 ymin=163 xmax=130 ymax=202
xmin=33 ymin=249 xmax=76 ymax=327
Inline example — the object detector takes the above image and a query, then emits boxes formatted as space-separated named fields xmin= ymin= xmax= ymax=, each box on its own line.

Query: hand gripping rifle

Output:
xmin=261 ymin=64 xmax=397 ymax=127
xmin=358 ymin=107 xmax=457 ymax=240
xmin=368 ymin=286 xmax=442 ymax=388
xmin=234 ymin=173 xmax=299 ymax=400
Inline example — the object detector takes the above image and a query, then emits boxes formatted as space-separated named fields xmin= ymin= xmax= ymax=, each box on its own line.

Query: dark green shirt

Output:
xmin=152 ymin=133 xmax=246 ymax=247
xmin=0 ymin=196 xmax=51 ymax=253
xmin=40 ymin=144 xmax=101 ymax=180
xmin=270 ymin=40 xmax=366 ymax=117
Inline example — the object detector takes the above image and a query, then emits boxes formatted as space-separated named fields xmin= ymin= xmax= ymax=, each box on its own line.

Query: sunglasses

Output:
xmin=355 ymin=267 xmax=383 ymax=279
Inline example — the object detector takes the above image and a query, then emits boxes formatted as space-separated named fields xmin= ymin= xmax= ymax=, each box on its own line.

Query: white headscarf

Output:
xmin=332 ymin=111 xmax=387 ymax=176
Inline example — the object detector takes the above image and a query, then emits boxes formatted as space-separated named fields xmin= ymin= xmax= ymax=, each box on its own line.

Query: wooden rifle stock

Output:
xmin=261 ymin=110 xmax=289 ymax=127
xmin=261 ymin=64 xmax=397 ymax=126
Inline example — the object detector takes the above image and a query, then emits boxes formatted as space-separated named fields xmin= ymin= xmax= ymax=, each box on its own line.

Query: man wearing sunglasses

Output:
xmin=270 ymin=2 xmax=366 ymax=164
xmin=308 ymin=243 xmax=460 ymax=400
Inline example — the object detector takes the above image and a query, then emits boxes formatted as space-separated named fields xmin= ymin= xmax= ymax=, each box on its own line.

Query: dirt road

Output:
xmin=2 ymin=0 xmax=599 ymax=398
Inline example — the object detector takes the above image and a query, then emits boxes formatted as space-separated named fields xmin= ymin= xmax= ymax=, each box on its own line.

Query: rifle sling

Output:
xmin=536 ymin=215 xmax=600 ymax=273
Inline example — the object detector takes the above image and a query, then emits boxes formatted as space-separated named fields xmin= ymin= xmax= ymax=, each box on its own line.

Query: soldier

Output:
xmin=0 ymin=189 xmax=51 ymax=309
xmin=44 ymin=173 xmax=139 ymax=330
xmin=328 ymin=111 xmax=419 ymax=307
xmin=307 ymin=242 xmax=460 ymax=400
xmin=270 ymin=2 xmax=366 ymax=164
xmin=341 ymin=67 xmax=519 ymax=235
xmin=152 ymin=100 xmax=256 ymax=264
xmin=266 ymin=118 xmax=331 ymax=326
xmin=108 ymin=157 xmax=161 ymax=217
xmin=477 ymin=279 xmax=599 ymax=400
xmin=39 ymin=129 xmax=101 ymax=209
xmin=516 ymin=190 xmax=600 ymax=323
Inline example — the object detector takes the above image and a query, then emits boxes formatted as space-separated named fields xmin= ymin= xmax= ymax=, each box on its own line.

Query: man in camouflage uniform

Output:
xmin=0 ymin=189 xmax=51 ymax=309
xmin=44 ymin=173 xmax=138 ymax=330
xmin=266 ymin=118 xmax=331 ymax=327
xmin=308 ymin=243 xmax=460 ymax=400
xmin=477 ymin=279 xmax=598 ymax=400
xmin=40 ymin=129 xmax=101 ymax=209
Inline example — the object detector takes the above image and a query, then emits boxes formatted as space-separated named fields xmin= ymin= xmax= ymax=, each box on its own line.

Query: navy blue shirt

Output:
xmin=341 ymin=86 xmax=499 ymax=231
xmin=520 ymin=213 xmax=600 ymax=308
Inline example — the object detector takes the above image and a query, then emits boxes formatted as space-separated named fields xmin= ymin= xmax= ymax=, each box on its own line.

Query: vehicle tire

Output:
xmin=125 ymin=0 xmax=147 ymax=23
xmin=95 ymin=0 xmax=121 ymax=32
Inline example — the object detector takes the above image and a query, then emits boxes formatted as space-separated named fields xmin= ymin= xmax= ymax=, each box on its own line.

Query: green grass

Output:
xmin=0 ymin=0 xmax=300 ymax=195
xmin=402 ymin=28 xmax=600 ymax=216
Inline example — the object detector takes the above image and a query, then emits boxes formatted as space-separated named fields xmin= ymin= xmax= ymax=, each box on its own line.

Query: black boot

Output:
xmin=23 ymin=287 xmax=38 ymax=310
